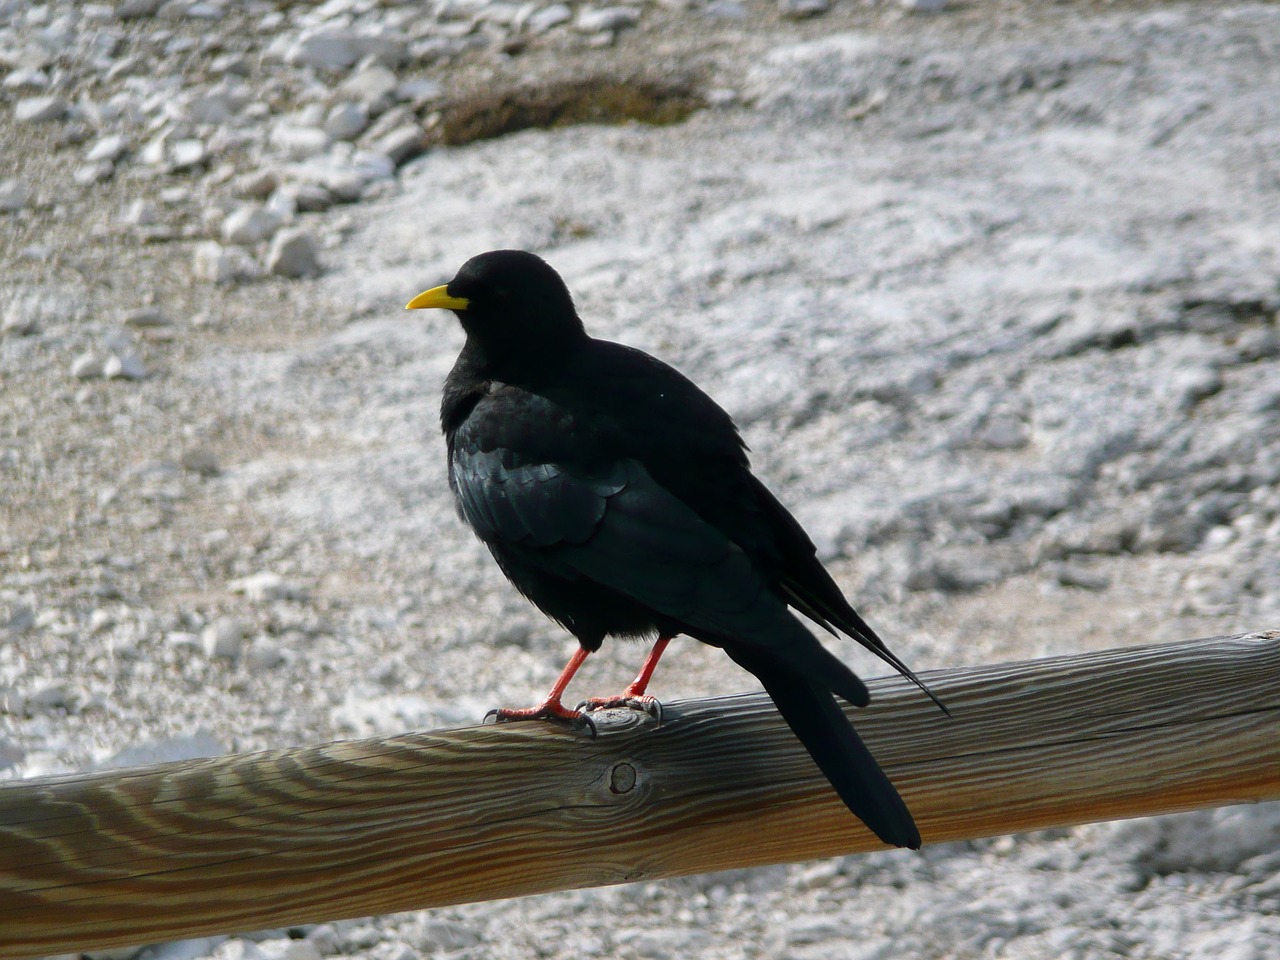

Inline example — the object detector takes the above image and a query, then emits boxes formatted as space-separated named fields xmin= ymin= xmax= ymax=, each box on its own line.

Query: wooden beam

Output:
xmin=1 ymin=631 xmax=1277 ymax=957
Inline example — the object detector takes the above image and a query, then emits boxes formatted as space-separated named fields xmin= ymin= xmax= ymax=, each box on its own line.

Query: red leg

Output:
xmin=578 ymin=636 xmax=672 ymax=718
xmin=487 ymin=646 xmax=592 ymax=725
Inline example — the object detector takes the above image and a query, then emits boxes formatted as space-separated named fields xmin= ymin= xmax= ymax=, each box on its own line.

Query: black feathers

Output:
xmin=410 ymin=249 xmax=937 ymax=849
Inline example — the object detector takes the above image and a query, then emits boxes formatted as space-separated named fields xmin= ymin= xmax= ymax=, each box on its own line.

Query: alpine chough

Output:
xmin=407 ymin=249 xmax=942 ymax=849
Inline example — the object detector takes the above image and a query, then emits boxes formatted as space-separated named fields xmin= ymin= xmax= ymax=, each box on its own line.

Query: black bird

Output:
xmin=407 ymin=249 xmax=942 ymax=849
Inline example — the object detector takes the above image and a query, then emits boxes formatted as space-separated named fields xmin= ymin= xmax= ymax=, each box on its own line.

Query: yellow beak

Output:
xmin=406 ymin=284 xmax=470 ymax=311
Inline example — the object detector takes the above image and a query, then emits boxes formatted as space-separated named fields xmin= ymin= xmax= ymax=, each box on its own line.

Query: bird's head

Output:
xmin=406 ymin=250 xmax=587 ymax=374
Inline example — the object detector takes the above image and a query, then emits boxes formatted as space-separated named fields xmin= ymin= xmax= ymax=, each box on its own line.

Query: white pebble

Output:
xmin=246 ymin=636 xmax=285 ymax=670
xmin=121 ymin=199 xmax=159 ymax=225
xmin=3 ymin=67 xmax=49 ymax=90
xmin=72 ymin=353 xmax=107 ymax=379
xmin=169 ymin=138 xmax=208 ymax=171
xmin=164 ymin=631 xmax=202 ymax=651
xmin=86 ymin=134 xmax=130 ymax=163
xmin=15 ymin=95 xmax=68 ymax=122
xmin=89 ymin=609 xmax=117 ymax=634
xmin=779 ymin=0 xmax=828 ymax=17
xmin=396 ymin=77 xmax=442 ymax=106
xmin=702 ymin=0 xmax=746 ymax=17
xmin=339 ymin=64 xmax=398 ymax=109
xmin=266 ymin=228 xmax=321 ymax=278
xmin=371 ymin=124 xmax=425 ymax=166
xmin=221 ymin=205 xmax=283 ymax=245
xmin=117 ymin=0 xmax=165 ymax=16
xmin=0 ymin=179 xmax=29 ymax=212
xmin=103 ymin=352 xmax=147 ymax=380
xmin=575 ymin=5 xmax=641 ymax=32
xmin=202 ymin=617 xmax=244 ymax=660
xmin=527 ymin=3 xmax=572 ymax=32
xmin=234 ymin=169 xmax=281 ymax=199
xmin=269 ymin=124 xmax=332 ymax=161
xmin=123 ymin=307 xmax=168 ymax=328
xmin=74 ymin=160 xmax=115 ymax=185
xmin=228 ymin=571 xmax=295 ymax=602
xmin=324 ymin=102 xmax=369 ymax=141
xmin=193 ymin=241 xmax=258 ymax=284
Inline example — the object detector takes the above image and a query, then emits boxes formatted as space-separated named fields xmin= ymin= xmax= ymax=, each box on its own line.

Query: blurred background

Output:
xmin=2 ymin=1 xmax=1278 ymax=957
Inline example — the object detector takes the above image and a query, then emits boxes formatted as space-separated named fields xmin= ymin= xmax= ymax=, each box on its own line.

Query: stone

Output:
xmin=222 ymin=205 xmax=283 ymax=245
xmin=123 ymin=307 xmax=168 ymax=328
xmin=362 ymin=104 xmax=414 ymax=143
xmin=779 ymin=0 xmax=828 ymax=17
xmin=72 ymin=353 xmax=107 ymax=379
xmin=234 ymin=169 xmax=281 ymax=199
xmin=121 ymin=199 xmax=159 ymax=225
xmin=269 ymin=124 xmax=332 ymax=160
xmin=575 ymin=6 xmax=641 ymax=31
xmin=324 ymin=102 xmax=369 ymax=141
xmin=86 ymin=134 xmax=129 ymax=163
xmin=371 ymin=124 xmax=425 ymax=166
xmin=3 ymin=67 xmax=49 ymax=91
xmin=193 ymin=241 xmax=259 ymax=284
xmin=288 ymin=28 xmax=408 ymax=71
xmin=281 ymin=183 xmax=333 ymax=212
xmin=413 ymin=922 xmax=481 ymax=952
xmin=1052 ymin=561 xmax=1111 ymax=591
xmin=395 ymin=77 xmax=443 ymax=107
xmin=117 ymin=0 xmax=165 ymax=16
xmin=202 ymin=617 xmax=244 ymax=660
xmin=246 ymin=636 xmax=284 ymax=670
xmin=901 ymin=0 xmax=947 ymax=10
xmin=181 ymin=89 xmax=243 ymax=125
xmin=339 ymin=64 xmax=398 ymax=111
xmin=15 ymin=95 xmax=68 ymax=122
xmin=139 ymin=134 xmax=169 ymax=166
xmin=0 ymin=180 xmax=29 ymax=213
xmin=168 ymin=139 xmax=208 ymax=171
xmin=228 ymin=571 xmax=296 ymax=602
xmin=702 ymin=0 xmax=747 ymax=18
xmin=1171 ymin=365 xmax=1223 ymax=411
xmin=103 ymin=352 xmax=147 ymax=380
xmin=74 ymin=160 xmax=115 ymax=185
xmin=2 ymin=301 xmax=41 ymax=335
xmin=266 ymin=228 xmax=321 ymax=278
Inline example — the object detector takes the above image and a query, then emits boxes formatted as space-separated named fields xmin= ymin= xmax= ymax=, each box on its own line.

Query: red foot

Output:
xmin=577 ymin=637 xmax=672 ymax=723
xmin=485 ymin=646 xmax=597 ymax=732
xmin=486 ymin=698 xmax=585 ymax=724
xmin=578 ymin=701 xmax=660 ymax=721
xmin=485 ymin=698 xmax=597 ymax=736
xmin=577 ymin=692 xmax=663 ymax=722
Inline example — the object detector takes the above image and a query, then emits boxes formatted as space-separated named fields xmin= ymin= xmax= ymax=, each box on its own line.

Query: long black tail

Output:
xmin=729 ymin=649 xmax=921 ymax=849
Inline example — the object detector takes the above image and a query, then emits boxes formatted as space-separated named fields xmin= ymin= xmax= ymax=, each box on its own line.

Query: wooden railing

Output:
xmin=1 ymin=631 xmax=1277 ymax=958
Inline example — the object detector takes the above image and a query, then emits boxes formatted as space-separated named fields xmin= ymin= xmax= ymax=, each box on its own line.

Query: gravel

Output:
xmin=2 ymin=0 xmax=1279 ymax=958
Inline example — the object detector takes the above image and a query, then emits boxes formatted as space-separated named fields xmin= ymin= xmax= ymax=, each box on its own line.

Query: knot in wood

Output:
xmin=609 ymin=762 xmax=637 ymax=795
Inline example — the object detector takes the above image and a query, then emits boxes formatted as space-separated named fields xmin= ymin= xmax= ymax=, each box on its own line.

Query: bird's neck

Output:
xmin=458 ymin=334 xmax=583 ymax=388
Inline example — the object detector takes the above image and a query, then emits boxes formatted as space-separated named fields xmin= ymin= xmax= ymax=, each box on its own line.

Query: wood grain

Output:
xmin=1 ymin=631 xmax=1277 ymax=957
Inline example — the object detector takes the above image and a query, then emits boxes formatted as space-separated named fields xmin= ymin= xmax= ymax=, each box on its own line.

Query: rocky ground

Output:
xmin=3 ymin=0 xmax=1280 ymax=958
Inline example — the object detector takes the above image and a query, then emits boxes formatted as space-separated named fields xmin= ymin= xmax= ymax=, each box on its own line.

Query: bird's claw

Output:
xmin=483 ymin=704 xmax=597 ymax=738
xmin=577 ymin=694 xmax=663 ymax=725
